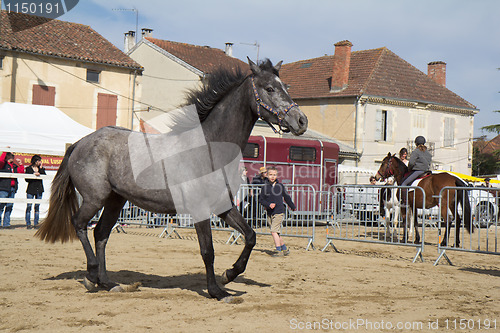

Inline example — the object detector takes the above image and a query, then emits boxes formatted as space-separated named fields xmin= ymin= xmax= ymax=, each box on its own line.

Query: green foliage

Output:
xmin=481 ymin=110 xmax=500 ymax=133
xmin=472 ymin=147 xmax=500 ymax=176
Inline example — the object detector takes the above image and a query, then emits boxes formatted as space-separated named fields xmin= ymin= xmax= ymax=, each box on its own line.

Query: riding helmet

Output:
xmin=415 ymin=136 xmax=426 ymax=145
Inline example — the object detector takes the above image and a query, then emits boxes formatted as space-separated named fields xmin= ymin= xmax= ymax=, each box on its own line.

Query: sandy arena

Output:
xmin=0 ymin=224 xmax=498 ymax=332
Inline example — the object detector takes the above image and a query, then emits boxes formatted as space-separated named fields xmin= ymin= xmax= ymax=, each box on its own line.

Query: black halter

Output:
xmin=251 ymin=76 xmax=298 ymax=134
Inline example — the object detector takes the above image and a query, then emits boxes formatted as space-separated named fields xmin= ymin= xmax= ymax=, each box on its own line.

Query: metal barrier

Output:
xmin=0 ymin=173 xmax=51 ymax=224
xmin=322 ymin=184 xmax=427 ymax=263
xmin=434 ymin=186 xmax=500 ymax=265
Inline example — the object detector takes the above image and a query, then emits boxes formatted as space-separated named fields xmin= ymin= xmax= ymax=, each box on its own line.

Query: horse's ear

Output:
xmin=248 ymin=57 xmax=261 ymax=75
xmin=273 ymin=60 xmax=283 ymax=73
xmin=387 ymin=152 xmax=392 ymax=157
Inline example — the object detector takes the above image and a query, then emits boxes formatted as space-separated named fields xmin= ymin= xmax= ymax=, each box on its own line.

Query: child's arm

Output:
xmin=258 ymin=185 xmax=271 ymax=208
xmin=282 ymin=185 xmax=296 ymax=211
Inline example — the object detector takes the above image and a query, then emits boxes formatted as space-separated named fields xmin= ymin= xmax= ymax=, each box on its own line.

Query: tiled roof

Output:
xmin=0 ymin=11 xmax=142 ymax=70
xmin=145 ymin=37 xmax=248 ymax=74
xmin=281 ymin=47 xmax=476 ymax=110
xmin=477 ymin=135 xmax=500 ymax=155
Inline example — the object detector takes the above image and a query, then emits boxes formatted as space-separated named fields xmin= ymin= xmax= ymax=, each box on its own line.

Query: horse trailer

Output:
xmin=242 ymin=136 xmax=340 ymax=191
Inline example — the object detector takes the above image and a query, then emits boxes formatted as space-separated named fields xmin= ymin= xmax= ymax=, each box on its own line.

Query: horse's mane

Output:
xmin=185 ymin=66 xmax=246 ymax=122
xmin=185 ymin=59 xmax=277 ymax=123
xmin=393 ymin=155 xmax=409 ymax=174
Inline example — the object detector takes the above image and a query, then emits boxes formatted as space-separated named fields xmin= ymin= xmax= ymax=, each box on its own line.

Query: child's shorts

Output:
xmin=268 ymin=213 xmax=284 ymax=233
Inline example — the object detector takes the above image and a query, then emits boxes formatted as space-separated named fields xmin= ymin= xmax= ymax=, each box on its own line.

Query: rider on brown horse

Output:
xmin=401 ymin=136 xmax=432 ymax=206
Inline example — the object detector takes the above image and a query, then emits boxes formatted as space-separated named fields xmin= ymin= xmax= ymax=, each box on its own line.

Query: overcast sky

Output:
xmin=51 ymin=0 xmax=500 ymax=139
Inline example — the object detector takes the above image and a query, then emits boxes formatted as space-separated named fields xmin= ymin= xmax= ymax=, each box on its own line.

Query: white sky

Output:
xmin=27 ymin=0 xmax=500 ymax=139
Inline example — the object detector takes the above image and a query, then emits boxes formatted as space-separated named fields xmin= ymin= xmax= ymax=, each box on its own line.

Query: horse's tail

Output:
xmin=35 ymin=143 xmax=79 ymax=243
xmin=455 ymin=177 xmax=473 ymax=233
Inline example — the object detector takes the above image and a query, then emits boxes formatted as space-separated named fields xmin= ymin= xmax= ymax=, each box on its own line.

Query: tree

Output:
xmin=481 ymin=110 xmax=500 ymax=134
xmin=472 ymin=146 xmax=499 ymax=176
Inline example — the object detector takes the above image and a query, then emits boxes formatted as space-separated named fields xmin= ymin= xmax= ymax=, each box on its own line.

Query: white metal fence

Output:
xmin=2 ymin=173 xmax=500 ymax=264
xmin=434 ymin=186 xmax=500 ymax=265
xmin=322 ymin=184 xmax=427 ymax=263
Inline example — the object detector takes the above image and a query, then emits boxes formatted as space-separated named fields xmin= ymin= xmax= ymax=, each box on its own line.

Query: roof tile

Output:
xmin=0 ymin=11 xmax=142 ymax=70
xmin=281 ymin=46 xmax=476 ymax=110
xmin=145 ymin=37 xmax=247 ymax=74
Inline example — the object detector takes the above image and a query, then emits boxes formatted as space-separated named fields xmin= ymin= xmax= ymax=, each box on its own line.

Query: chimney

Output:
xmin=124 ymin=31 xmax=136 ymax=53
xmin=331 ymin=40 xmax=353 ymax=92
xmin=225 ymin=42 xmax=233 ymax=57
xmin=141 ymin=28 xmax=153 ymax=39
xmin=427 ymin=61 xmax=446 ymax=87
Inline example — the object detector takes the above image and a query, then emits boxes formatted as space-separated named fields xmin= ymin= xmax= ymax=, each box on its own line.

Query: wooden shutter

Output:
xmin=375 ymin=109 xmax=383 ymax=141
xmin=96 ymin=93 xmax=117 ymax=129
xmin=32 ymin=84 xmax=55 ymax=106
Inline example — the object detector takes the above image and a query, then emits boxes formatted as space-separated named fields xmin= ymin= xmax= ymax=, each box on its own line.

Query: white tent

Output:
xmin=0 ymin=103 xmax=93 ymax=222
xmin=0 ymin=102 xmax=93 ymax=156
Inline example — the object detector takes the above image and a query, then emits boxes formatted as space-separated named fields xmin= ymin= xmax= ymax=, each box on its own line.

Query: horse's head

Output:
xmin=375 ymin=152 xmax=396 ymax=181
xmin=248 ymin=58 xmax=308 ymax=135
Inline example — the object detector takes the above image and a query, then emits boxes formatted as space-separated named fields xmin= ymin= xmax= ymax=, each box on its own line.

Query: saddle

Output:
xmin=402 ymin=171 xmax=432 ymax=187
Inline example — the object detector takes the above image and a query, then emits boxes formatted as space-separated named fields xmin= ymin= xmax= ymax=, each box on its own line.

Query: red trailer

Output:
xmin=242 ymin=136 xmax=339 ymax=191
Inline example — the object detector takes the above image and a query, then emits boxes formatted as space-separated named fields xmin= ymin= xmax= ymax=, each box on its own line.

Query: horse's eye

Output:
xmin=265 ymin=87 xmax=275 ymax=93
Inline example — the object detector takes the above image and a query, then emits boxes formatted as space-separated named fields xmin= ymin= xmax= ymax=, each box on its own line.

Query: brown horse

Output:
xmin=375 ymin=153 xmax=472 ymax=246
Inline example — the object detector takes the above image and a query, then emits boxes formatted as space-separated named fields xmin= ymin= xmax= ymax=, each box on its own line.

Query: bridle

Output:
xmin=376 ymin=157 xmax=394 ymax=180
xmin=251 ymin=76 xmax=298 ymax=134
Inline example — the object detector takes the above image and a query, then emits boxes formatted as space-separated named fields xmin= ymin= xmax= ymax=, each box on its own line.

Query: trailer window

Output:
xmin=243 ymin=143 xmax=259 ymax=158
xmin=289 ymin=146 xmax=316 ymax=162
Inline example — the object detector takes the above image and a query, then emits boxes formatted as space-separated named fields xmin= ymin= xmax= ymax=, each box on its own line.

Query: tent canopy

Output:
xmin=0 ymin=102 xmax=93 ymax=156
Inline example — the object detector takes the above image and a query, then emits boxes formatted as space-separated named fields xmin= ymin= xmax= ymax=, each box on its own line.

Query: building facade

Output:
xmin=281 ymin=41 xmax=478 ymax=176
xmin=0 ymin=11 xmax=143 ymax=130
xmin=126 ymin=31 xmax=247 ymax=131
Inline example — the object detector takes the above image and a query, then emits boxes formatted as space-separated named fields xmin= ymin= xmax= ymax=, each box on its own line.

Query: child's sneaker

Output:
xmin=271 ymin=249 xmax=283 ymax=257
xmin=282 ymin=248 xmax=290 ymax=256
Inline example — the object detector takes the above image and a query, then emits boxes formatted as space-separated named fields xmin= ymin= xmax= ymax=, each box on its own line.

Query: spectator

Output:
xmin=251 ymin=166 xmax=268 ymax=185
xmin=259 ymin=166 xmax=296 ymax=257
xmin=399 ymin=148 xmax=409 ymax=167
xmin=25 ymin=155 xmax=46 ymax=229
xmin=0 ymin=151 xmax=25 ymax=229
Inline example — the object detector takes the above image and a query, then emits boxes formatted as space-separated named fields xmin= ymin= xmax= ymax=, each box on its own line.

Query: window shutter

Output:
xmin=375 ymin=109 xmax=383 ymax=141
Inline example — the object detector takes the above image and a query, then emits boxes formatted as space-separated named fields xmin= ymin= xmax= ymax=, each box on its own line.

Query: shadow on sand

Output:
xmin=46 ymin=270 xmax=270 ymax=298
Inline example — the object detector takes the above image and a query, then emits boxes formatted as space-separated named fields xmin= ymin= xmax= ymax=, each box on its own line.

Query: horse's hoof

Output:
xmin=221 ymin=271 xmax=230 ymax=285
xmin=83 ymin=277 xmax=98 ymax=292
xmin=110 ymin=282 xmax=141 ymax=293
xmin=110 ymin=285 xmax=125 ymax=292
xmin=221 ymin=296 xmax=243 ymax=304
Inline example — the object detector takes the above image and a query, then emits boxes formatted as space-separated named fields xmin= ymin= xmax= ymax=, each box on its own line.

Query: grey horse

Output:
xmin=36 ymin=58 xmax=308 ymax=302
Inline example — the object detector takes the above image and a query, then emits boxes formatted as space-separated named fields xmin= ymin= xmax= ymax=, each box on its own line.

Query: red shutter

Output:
xmin=96 ymin=93 xmax=118 ymax=129
xmin=32 ymin=84 xmax=55 ymax=106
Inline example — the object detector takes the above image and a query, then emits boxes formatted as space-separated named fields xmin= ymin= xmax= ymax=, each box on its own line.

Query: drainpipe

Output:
xmin=131 ymin=69 xmax=137 ymax=130
xmin=354 ymin=96 xmax=360 ymax=183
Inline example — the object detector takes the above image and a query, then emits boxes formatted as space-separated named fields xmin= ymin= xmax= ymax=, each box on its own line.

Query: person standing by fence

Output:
xmin=25 ymin=155 xmax=45 ymax=229
xmin=259 ymin=166 xmax=296 ymax=257
xmin=0 ymin=151 xmax=25 ymax=229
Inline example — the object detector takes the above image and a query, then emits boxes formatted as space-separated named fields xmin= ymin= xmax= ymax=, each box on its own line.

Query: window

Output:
xmin=375 ymin=109 xmax=392 ymax=142
xmin=443 ymin=117 xmax=455 ymax=147
xmin=86 ymin=69 xmax=100 ymax=83
xmin=411 ymin=113 xmax=426 ymax=139
xmin=289 ymin=146 xmax=316 ymax=162
xmin=242 ymin=143 xmax=259 ymax=158
xmin=32 ymin=84 xmax=55 ymax=106
xmin=0 ymin=56 xmax=3 ymax=69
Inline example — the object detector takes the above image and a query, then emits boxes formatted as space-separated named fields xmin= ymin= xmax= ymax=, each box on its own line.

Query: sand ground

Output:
xmin=0 ymin=224 xmax=499 ymax=332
